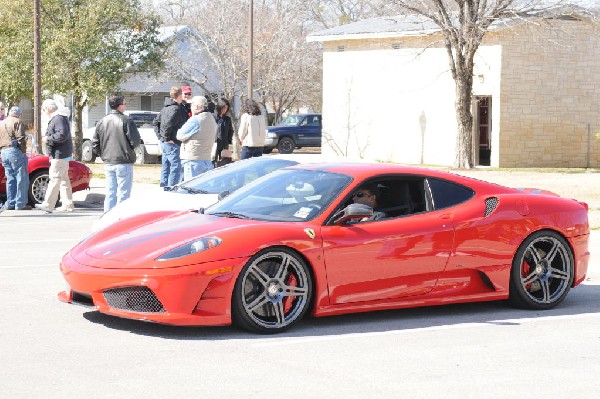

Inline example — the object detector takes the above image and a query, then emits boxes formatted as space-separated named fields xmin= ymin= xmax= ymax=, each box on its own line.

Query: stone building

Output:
xmin=308 ymin=10 xmax=600 ymax=167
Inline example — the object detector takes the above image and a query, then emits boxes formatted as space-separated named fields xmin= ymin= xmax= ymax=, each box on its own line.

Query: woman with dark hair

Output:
xmin=213 ymin=98 xmax=234 ymax=166
xmin=238 ymin=99 xmax=266 ymax=160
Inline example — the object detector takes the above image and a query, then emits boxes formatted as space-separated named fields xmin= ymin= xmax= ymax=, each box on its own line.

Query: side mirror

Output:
xmin=332 ymin=203 xmax=373 ymax=225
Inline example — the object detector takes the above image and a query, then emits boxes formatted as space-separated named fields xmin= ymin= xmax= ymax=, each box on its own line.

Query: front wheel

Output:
xmin=509 ymin=230 xmax=574 ymax=310
xmin=232 ymin=248 xmax=313 ymax=333
xmin=277 ymin=137 xmax=295 ymax=154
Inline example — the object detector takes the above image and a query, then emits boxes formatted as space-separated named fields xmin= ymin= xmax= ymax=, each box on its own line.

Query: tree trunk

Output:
xmin=454 ymin=75 xmax=474 ymax=169
xmin=72 ymin=93 xmax=85 ymax=161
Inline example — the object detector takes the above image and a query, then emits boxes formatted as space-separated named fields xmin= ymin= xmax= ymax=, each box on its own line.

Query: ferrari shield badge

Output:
xmin=304 ymin=228 xmax=316 ymax=239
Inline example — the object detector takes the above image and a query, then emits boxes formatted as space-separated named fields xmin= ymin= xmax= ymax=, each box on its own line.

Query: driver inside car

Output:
xmin=352 ymin=184 xmax=388 ymax=221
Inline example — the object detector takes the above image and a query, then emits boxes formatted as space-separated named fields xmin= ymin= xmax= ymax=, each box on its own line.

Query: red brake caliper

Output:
xmin=283 ymin=273 xmax=298 ymax=313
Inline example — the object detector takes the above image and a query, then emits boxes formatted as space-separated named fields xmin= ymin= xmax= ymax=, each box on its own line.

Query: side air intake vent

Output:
xmin=484 ymin=197 xmax=499 ymax=217
xmin=103 ymin=286 xmax=165 ymax=313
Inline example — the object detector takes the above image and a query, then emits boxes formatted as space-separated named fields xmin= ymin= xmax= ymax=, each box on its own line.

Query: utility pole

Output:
xmin=247 ymin=0 xmax=253 ymax=101
xmin=33 ymin=0 xmax=42 ymax=153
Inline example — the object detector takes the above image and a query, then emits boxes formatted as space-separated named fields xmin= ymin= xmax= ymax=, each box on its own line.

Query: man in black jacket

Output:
xmin=35 ymin=100 xmax=75 ymax=213
xmin=153 ymin=87 xmax=188 ymax=187
xmin=92 ymin=94 xmax=141 ymax=212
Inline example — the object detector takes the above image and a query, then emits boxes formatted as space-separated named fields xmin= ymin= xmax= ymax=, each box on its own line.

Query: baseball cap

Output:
xmin=182 ymin=86 xmax=192 ymax=94
xmin=8 ymin=106 xmax=22 ymax=117
xmin=191 ymin=96 xmax=208 ymax=107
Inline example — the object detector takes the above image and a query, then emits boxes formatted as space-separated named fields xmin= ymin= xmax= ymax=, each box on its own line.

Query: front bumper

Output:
xmin=58 ymin=252 xmax=248 ymax=326
xmin=264 ymin=137 xmax=278 ymax=146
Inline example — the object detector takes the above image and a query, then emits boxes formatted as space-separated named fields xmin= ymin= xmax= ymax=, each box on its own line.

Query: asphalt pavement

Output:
xmin=1 ymin=178 xmax=600 ymax=397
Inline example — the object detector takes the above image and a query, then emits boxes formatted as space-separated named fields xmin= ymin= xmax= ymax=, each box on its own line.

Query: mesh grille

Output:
xmin=103 ymin=286 xmax=165 ymax=313
xmin=484 ymin=197 xmax=499 ymax=217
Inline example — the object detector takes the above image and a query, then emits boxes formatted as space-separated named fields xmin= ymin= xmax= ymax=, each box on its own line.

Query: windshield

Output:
xmin=207 ymin=169 xmax=352 ymax=222
xmin=278 ymin=115 xmax=303 ymax=127
xmin=177 ymin=157 xmax=298 ymax=195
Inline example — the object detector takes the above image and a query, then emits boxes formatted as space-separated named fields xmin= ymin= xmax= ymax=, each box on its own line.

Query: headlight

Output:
xmin=266 ymin=132 xmax=277 ymax=138
xmin=156 ymin=237 xmax=222 ymax=261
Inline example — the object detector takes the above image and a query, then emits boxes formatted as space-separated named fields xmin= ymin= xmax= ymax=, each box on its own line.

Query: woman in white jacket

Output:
xmin=238 ymin=99 xmax=266 ymax=160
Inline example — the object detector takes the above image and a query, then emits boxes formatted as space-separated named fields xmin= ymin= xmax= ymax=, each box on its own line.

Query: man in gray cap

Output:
xmin=35 ymin=99 xmax=75 ymax=213
xmin=0 ymin=106 xmax=31 ymax=210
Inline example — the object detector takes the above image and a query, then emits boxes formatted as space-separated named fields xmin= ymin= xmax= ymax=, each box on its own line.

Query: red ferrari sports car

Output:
xmin=0 ymin=154 xmax=92 ymax=204
xmin=58 ymin=163 xmax=590 ymax=333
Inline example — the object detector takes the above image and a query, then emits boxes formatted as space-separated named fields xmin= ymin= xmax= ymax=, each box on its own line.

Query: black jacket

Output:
xmin=45 ymin=114 xmax=73 ymax=160
xmin=92 ymin=110 xmax=141 ymax=164
xmin=153 ymin=100 xmax=188 ymax=145
xmin=215 ymin=113 xmax=234 ymax=145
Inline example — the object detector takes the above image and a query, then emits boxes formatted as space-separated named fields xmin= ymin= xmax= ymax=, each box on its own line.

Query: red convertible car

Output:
xmin=58 ymin=163 xmax=590 ymax=333
xmin=0 ymin=154 xmax=92 ymax=204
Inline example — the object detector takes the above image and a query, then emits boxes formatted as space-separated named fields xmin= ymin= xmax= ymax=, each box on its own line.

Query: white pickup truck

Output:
xmin=81 ymin=110 xmax=161 ymax=164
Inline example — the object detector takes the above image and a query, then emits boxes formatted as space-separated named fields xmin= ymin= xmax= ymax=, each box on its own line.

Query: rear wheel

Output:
xmin=277 ymin=137 xmax=295 ymax=154
xmin=81 ymin=140 xmax=96 ymax=163
xmin=134 ymin=144 xmax=147 ymax=165
xmin=232 ymin=248 xmax=313 ymax=333
xmin=28 ymin=169 xmax=49 ymax=205
xmin=509 ymin=230 xmax=574 ymax=310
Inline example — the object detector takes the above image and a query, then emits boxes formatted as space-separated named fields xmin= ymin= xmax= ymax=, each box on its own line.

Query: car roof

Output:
xmin=125 ymin=110 xmax=158 ymax=115
xmin=284 ymin=162 xmax=518 ymax=193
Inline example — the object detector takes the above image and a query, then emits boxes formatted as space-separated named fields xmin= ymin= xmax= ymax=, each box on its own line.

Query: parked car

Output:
xmin=0 ymin=154 xmax=92 ymax=205
xmin=82 ymin=110 xmax=160 ymax=164
xmin=264 ymin=113 xmax=321 ymax=154
xmin=91 ymin=155 xmax=302 ymax=232
xmin=58 ymin=162 xmax=589 ymax=333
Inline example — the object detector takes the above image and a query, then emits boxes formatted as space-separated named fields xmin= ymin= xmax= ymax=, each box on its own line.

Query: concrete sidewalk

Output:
xmin=72 ymin=177 xmax=157 ymax=209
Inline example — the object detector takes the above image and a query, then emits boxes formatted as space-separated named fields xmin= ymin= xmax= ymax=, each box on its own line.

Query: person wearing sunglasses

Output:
xmin=352 ymin=184 xmax=387 ymax=221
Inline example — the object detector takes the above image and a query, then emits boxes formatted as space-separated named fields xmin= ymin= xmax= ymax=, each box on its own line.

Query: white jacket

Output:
xmin=177 ymin=111 xmax=217 ymax=160
xmin=238 ymin=113 xmax=266 ymax=147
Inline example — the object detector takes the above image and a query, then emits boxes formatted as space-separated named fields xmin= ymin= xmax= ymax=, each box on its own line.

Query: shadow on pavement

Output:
xmin=80 ymin=282 xmax=600 ymax=341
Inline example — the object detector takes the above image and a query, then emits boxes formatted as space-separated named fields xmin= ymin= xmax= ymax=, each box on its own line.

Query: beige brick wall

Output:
xmin=319 ymin=18 xmax=600 ymax=168
xmin=496 ymin=20 xmax=600 ymax=167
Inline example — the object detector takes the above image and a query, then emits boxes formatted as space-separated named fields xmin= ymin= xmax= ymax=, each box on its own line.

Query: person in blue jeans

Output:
xmin=92 ymin=94 xmax=141 ymax=212
xmin=153 ymin=87 xmax=188 ymax=187
xmin=0 ymin=106 xmax=30 ymax=210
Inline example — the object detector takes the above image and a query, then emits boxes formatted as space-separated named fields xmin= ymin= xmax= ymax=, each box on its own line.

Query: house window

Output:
xmin=140 ymin=96 xmax=152 ymax=111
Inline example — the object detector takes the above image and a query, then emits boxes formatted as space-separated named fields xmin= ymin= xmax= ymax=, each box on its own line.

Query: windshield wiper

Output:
xmin=210 ymin=211 xmax=250 ymax=219
xmin=180 ymin=186 xmax=209 ymax=194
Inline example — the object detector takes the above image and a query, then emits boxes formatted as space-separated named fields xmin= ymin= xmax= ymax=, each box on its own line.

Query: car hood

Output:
xmin=92 ymin=189 xmax=220 ymax=232
xmin=76 ymin=212 xmax=264 ymax=269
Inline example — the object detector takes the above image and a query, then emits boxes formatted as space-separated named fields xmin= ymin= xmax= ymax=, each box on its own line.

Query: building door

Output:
xmin=474 ymin=97 xmax=492 ymax=166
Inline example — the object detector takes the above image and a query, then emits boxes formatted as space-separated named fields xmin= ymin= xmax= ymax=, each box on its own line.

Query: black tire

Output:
xmin=28 ymin=169 xmax=49 ymax=205
xmin=232 ymin=247 xmax=313 ymax=333
xmin=277 ymin=137 xmax=295 ymax=154
xmin=509 ymin=230 xmax=574 ymax=310
xmin=134 ymin=144 xmax=147 ymax=165
xmin=81 ymin=140 xmax=96 ymax=163
xmin=262 ymin=147 xmax=274 ymax=154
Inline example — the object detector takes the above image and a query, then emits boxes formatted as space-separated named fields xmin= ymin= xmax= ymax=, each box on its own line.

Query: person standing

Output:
xmin=92 ymin=94 xmax=141 ymax=212
xmin=0 ymin=106 xmax=30 ymax=210
xmin=181 ymin=86 xmax=193 ymax=118
xmin=176 ymin=96 xmax=217 ymax=180
xmin=35 ymin=100 xmax=75 ymax=213
xmin=213 ymin=98 xmax=234 ymax=167
xmin=154 ymin=87 xmax=188 ymax=187
xmin=0 ymin=102 xmax=5 ymax=121
xmin=238 ymin=99 xmax=266 ymax=159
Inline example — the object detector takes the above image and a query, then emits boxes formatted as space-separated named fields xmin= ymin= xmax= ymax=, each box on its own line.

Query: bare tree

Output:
xmin=391 ymin=0 xmax=589 ymax=168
